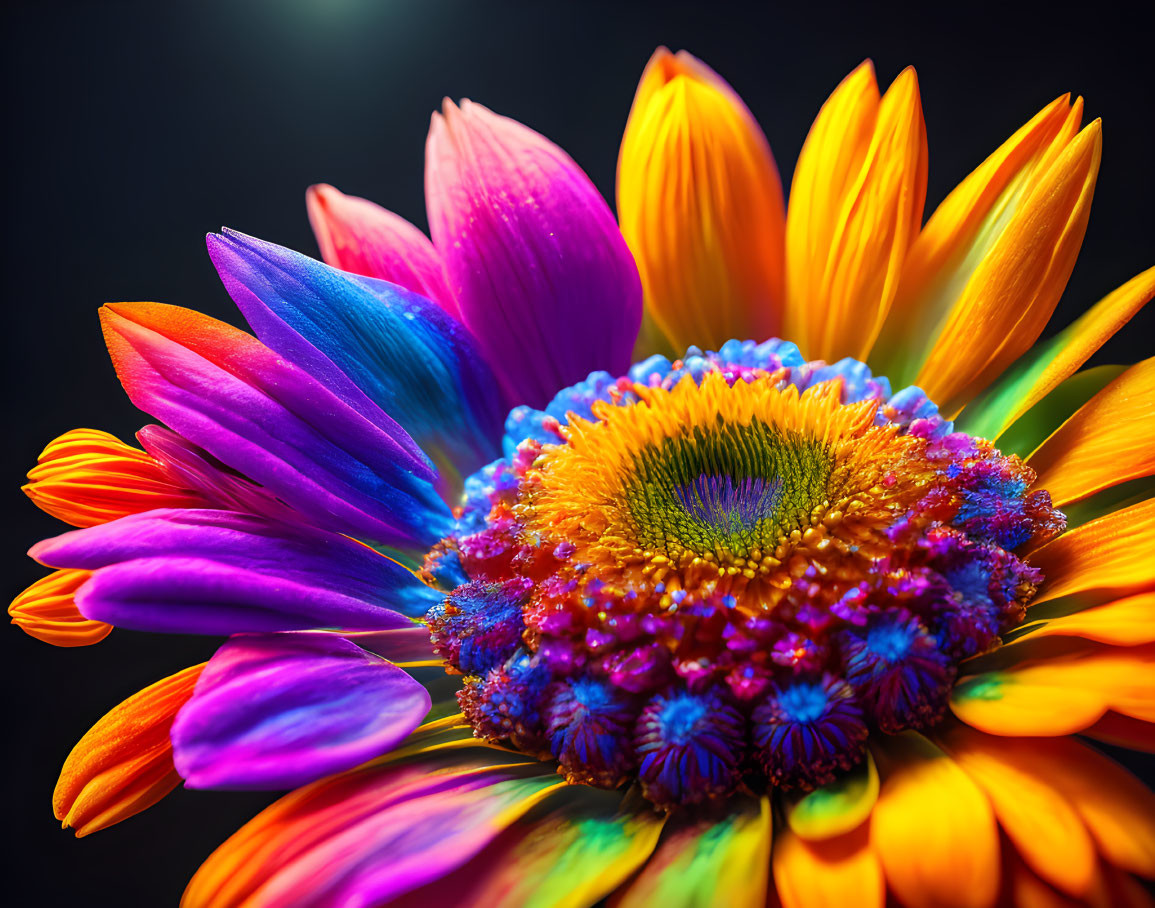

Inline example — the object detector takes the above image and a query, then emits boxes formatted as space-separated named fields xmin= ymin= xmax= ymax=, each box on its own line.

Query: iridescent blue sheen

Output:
xmin=546 ymin=677 xmax=637 ymax=788
xmin=751 ymin=674 xmax=868 ymax=788
xmin=842 ymin=610 xmax=954 ymax=734
xmin=426 ymin=578 xmax=529 ymax=675
xmin=634 ymin=688 xmax=745 ymax=808
xmin=501 ymin=340 xmax=952 ymax=456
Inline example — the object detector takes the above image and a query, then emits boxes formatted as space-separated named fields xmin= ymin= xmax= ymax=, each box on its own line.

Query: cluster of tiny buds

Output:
xmin=424 ymin=349 xmax=1064 ymax=809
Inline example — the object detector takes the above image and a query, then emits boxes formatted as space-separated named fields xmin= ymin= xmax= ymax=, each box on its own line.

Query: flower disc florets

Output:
xmin=423 ymin=340 xmax=1065 ymax=809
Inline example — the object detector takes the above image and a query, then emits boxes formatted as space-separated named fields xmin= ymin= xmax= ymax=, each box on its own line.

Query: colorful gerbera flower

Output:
xmin=13 ymin=46 xmax=1155 ymax=907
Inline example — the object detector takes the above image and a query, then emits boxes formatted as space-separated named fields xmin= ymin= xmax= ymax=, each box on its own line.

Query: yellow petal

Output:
xmin=869 ymin=732 xmax=999 ymax=908
xmin=936 ymin=724 xmax=1097 ymax=898
xmin=784 ymin=62 xmax=927 ymax=363
xmin=951 ymin=641 xmax=1155 ymax=734
xmin=1027 ymin=357 xmax=1155 ymax=506
xmin=958 ymin=265 xmax=1155 ymax=441
xmin=617 ymin=48 xmax=786 ymax=353
xmin=9 ymin=568 xmax=109 ymax=647
xmin=54 ymin=663 xmax=203 ymax=837
xmin=1030 ymin=498 xmax=1155 ymax=605
xmin=898 ymin=103 xmax=1101 ymax=414
xmin=1019 ymin=592 xmax=1155 ymax=646
xmin=771 ymin=824 xmax=883 ymax=908
xmin=23 ymin=427 xmax=204 ymax=527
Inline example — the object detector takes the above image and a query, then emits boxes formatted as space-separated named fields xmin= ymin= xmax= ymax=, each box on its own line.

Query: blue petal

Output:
xmin=207 ymin=229 xmax=506 ymax=488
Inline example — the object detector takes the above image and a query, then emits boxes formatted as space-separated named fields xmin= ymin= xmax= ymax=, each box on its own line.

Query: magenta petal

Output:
xmin=425 ymin=100 xmax=642 ymax=408
xmin=306 ymin=183 xmax=458 ymax=318
xmin=224 ymin=766 xmax=558 ymax=907
xmin=171 ymin=633 xmax=431 ymax=790
xmin=30 ymin=509 xmax=439 ymax=633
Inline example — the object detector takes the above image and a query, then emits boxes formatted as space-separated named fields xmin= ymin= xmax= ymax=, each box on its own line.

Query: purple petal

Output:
xmin=30 ymin=509 xmax=439 ymax=634
xmin=100 ymin=302 xmax=449 ymax=550
xmin=172 ymin=633 xmax=431 ymax=789
xmin=136 ymin=424 xmax=299 ymax=522
xmin=425 ymin=100 xmax=642 ymax=408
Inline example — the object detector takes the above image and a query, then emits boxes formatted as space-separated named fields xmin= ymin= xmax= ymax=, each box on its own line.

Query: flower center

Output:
xmin=423 ymin=346 xmax=1064 ymax=809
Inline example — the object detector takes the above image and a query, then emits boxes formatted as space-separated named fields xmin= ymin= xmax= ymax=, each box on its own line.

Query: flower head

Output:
xmin=13 ymin=46 xmax=1155 ymax=908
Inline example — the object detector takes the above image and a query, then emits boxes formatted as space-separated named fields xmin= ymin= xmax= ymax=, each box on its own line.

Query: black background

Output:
xmin=3 ymin=1 xmax=1153 ymax=904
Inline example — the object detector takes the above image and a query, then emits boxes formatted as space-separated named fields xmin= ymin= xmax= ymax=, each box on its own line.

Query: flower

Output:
xmin=13 ymin=46 xmax=1155 ymax=908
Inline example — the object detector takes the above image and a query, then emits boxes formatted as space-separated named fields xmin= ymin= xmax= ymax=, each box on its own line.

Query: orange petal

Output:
xmin=23 ymin=427 xmax=205 ymax=527
xmin=1002 ymin=846 xmax=1089 ymax=908
xmin=784 ymin=62 xmax=927 ymax=362
xmin=951 ymin=641 xmax=1155 ymax=735
xmin=1027 ymin=357 xmax=1155 ymax=506
xmin=1019 ymin=592 xmax=1155 ymax=646
xmin=937 ymin=724 xmax=1096 ymax=897
xmin=9 ymin=568 xmax=109 ymax=646
xmin=958 ymin=265 xmax=1155 ymax=441
xmin=54 ymin=663 xmax=203 ymax=836
xmin=771 ymin=824 xmax=883 ymax=908
xmin=904 ymin=106 xmax=1101 ymax=415
xmin=873 ymin=97 xmax=1071 ymax=381
xmin=617 ymin=47 xmax=786 ymax=353
xmin=1082 ymin=710 xmax=1155 ymax=753
xmin=869 ymin=732 xmax=999 ymax=908
xmin=1029 ymin=498 xmax=1155 ymax=605
xmin=968 ymin=733 xmax=1155 ymax=879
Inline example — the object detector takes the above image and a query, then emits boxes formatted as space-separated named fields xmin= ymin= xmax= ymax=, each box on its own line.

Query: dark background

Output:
xmin=3 ymin=1 xmax=1152 ymax=904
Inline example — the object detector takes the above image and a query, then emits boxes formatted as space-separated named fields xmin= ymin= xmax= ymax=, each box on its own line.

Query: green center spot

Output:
xmin=623 ymin=417 xmax=836 ymax=558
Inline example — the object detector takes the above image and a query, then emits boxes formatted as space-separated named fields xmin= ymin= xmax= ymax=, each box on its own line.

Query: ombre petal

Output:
xmin=182 ymin=753 xmax=561 ymax=908
xmin=1030 ymin=498 xmax=1155 ymax=605
xmin=784 ymin=62 xmax=927 ymax=363
xmin=206 ymin=229 xmax=504 ymax=485
xmin=9 ymin=568 xmax=110 ymax=647
xmin=1027 ymin=357 xmax=1155 ymax=506
xmin=951 ymin=641 xmax=1155 ymax=735
xmin=958 ymin=265 xmax=1155 ymax=440
xmin=888 ymin=100 xmax=1102 ymax=414
xmin=874 ymin=96 xmax=1074 ymax=378
xmin=614 ymin=796 xmax=770 ymax=908
xmin=989 ymin=364 xmax=1125 ymax=460
xmin=172 ymin=633 xmax=430 ymax=790
xmin=99 ymin=301 xmax=449 ymax=550
xmin=398 ymin=787 xmax=666 ymax=908
xmin=771 ymin=825 xmax=884 ymax=908
xmin=936 ymin=724 xmax=1096 ymax=898
xmin=306 ymin=183 xmax=457 ymax=316
xmin=426 ymin=99 xmax=642 ymax=408
xmin=23 ymin=427 xmax=207 ymax=527
xmin=54 ymin=663 xmax=203 ymax=837
xmin=617 ymin=47 xmax=785 ymax=352
xmin=30 ymin=509 xmax=437 ymax=633
xmin=870 ymin=733 xmax=1000 ymax=908
xmin=782 ymin=752 xmax=879 ymax=842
